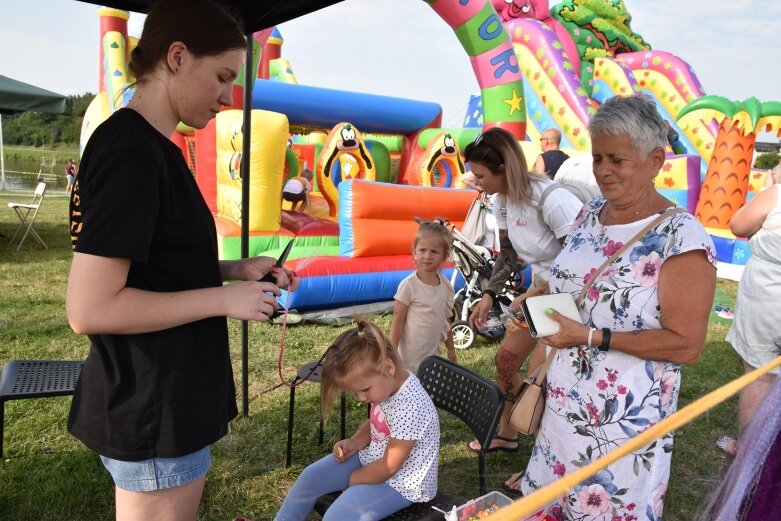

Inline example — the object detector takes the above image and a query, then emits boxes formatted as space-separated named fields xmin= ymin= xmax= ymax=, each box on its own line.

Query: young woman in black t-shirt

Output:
xmin=66 ymin=1 xmax=298 ymax=519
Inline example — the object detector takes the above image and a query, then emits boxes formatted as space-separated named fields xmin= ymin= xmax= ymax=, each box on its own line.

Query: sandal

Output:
xmin=467 ymin=434 xmax=520 ymax=453
xmin=716 ymin=435 xmax=738 ymax=457
xmin=503 ymin=471 xmax=525 ymax=494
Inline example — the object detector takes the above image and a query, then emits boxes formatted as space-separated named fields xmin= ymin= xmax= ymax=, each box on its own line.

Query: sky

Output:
xmin=1 ymin=0 xmax=779 ymax=137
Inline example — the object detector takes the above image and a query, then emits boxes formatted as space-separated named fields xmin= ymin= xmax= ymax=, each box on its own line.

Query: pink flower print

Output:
xmin=627 ymin=503 xmax=636 ymax=511
xmin=607 ymin=371 xmax=617 ymax=383
xmin=612 ymin=516 xmax=622 ymax=521
xmin=577 ymin=484 xmax=611 ymax=516
xmin=585 ymin=402 xmax=600 ymax=425
xmin=632 ymin=251 xmax=662 ymax=287
xmin=600 ymin=265 xmax=619 ymax=280
xmin=596 ymin=379 xmax=608 ymax=391
xmin=602 ymin=240 xmax=624 ymax=257
xmin=552 ymin=386 xmax=567 ymax=407
xmin=660 ymin=373 xmax=677 ymax=408
xmin=651 ymin=484 xmax=667 ymax=518
xmin=553 ymin=460 xmax=566 ymax=477
xmin=587 ymin=285 xmax=600 ymax=301
xmin=617 ymin=385 xmax=628 ymax=395
xmin=583 ymin=268 xmax=596 ymax=284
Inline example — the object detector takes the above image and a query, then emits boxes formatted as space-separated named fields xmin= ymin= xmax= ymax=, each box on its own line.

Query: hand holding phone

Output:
xmin=258 ymin=240 xmax=294 ymax=283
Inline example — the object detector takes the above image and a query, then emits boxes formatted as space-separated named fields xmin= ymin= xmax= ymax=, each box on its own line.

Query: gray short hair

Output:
xmin=588 ymin=94 xmax=667 ymax=157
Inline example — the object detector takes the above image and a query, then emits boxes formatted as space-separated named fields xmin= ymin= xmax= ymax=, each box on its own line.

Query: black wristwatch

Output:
xmin=599 ymin=328 xmax=611 ymax=352
xmin=481 ymin=289 xmax=497 ymax=303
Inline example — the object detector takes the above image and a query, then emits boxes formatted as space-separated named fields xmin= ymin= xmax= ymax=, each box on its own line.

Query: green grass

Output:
xmin=0 ymin=194 xmax=742 ymax=520
xmin=2 ymin=144 xmax=79 ymax=165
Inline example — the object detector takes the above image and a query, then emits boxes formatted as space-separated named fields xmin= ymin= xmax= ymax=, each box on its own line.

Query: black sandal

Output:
xmin=466 ymin=434 xmax=520 ymax=453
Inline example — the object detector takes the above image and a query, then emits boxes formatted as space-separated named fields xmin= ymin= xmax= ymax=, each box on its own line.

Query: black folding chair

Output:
xmin=0 ymin=360 xmax=83 ymax=457
xmin=315 ymin=356 xmax=504 ymax=520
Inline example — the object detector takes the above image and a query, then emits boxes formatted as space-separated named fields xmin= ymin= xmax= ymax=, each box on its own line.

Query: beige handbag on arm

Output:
xmin=507 ymin=208 xmax=683 ymax=435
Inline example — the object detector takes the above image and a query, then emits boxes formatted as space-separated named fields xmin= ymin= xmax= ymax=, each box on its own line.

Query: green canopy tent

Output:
xmin=0 ymin=74 xmax=68 ymax=190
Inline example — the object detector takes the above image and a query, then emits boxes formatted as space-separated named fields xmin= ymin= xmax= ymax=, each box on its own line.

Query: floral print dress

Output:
xmin=520 ymin=198 xmax=716 ymax=521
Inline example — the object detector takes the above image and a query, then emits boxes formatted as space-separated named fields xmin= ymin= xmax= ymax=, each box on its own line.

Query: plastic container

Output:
xmin=454 ymin=491 xmax=513 ymax=520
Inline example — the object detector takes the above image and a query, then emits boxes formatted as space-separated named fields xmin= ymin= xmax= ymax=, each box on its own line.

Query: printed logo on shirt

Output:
xmin=70 ymin=179 xmax=82 ymax=250
xmin=514 ymin=217 xmax=528 ymax=228
xmin=369 ymin=404 xmax=390 ymax=442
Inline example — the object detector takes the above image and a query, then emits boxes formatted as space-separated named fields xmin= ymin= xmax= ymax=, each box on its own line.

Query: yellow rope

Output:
xmin=484 ymin=355 xmax=781 ymax=521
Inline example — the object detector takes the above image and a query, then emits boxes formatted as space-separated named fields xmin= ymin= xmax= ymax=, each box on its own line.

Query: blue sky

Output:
xmin=2 ymin=0 xmax=779 ymax=137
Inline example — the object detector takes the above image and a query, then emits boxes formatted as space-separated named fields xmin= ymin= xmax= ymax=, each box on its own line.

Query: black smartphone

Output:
xmin=258 ymin=240 xmax=294 ymax=283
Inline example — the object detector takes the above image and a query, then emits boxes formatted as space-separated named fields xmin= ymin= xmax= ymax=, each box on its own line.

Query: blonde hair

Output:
xmin=462 ymin=127 xmax=547 ymax=206
xmin=321 ymin=318 xmax=400 ymax=421
xmin=413 ymin=219 xmax=452 ymax=258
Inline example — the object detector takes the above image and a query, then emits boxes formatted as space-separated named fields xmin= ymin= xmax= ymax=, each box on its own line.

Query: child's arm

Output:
xmin=348 ymin=437 xmax=416 ymax=486
xmin=389 ymin=300 xmax=409 ymax=349
xmin=333 ymin=420 xmax=371 ymax=463
xmin=445 ymin=330 xmax=457 ymax=363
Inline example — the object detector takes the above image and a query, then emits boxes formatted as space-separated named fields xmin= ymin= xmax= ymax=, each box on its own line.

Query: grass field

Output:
xmin=2 ymin=144 xmax=79 ymax=165
xmin=0 ymin=193 xmax=742 ymax=520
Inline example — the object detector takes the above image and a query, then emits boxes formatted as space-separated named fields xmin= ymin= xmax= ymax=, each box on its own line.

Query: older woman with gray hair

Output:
xmin=506 ymin=94 xmax=717 ymax=520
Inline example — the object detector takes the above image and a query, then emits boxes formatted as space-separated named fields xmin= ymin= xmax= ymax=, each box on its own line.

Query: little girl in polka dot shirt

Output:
xmin=274 ymin=319 xmax=440 ymax=521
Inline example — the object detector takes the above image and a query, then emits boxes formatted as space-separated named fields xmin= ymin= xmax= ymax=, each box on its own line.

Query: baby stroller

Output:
xmin=445 ymin=219 xmax=527 ymax=349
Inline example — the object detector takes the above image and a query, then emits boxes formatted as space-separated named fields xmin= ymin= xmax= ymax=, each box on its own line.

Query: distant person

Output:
xmin=665 ymin=121 xmax=687 ymax=155
xmin=65 ymin=1 xmax=299 ymax=520
xmin=390 ymin=219 xmax=457 ymax=372
xmin=553 ymin=152 xmax=602 ymax=201
xmin=532 ymin=128 xmax=569 ymax=180
xmin=282 ymin=168 xmax=313 ymax=214
xmin=65 ymin=159 xmax=76 ymax=194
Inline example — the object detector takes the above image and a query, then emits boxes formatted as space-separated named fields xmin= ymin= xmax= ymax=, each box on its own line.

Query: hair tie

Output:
xmin=356 ymin=329 xmax=365 ymax=337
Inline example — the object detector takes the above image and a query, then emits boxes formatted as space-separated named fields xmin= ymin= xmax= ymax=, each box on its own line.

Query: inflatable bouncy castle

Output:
xmin=81 ymin=1 xmax=781 ymax=310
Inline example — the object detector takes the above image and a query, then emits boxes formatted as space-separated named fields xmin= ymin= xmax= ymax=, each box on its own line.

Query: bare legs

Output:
xmin=115 ymin=476 xmax=205 ymax=521
xmin=468 ymin=327 xmax=537 ymax=451
xmin=496 ymin=328 xmax=538 ymax=440
xmin=727 ymin=361 xmax=778 ymax=455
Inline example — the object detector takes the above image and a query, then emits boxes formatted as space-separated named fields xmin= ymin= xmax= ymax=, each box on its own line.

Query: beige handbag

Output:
xmin=508 ymin=208 xmax=683 ymax=435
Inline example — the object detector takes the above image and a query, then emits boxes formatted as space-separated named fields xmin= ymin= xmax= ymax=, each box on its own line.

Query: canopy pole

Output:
xmin=240 ymin=29 xmax=253 ymax=418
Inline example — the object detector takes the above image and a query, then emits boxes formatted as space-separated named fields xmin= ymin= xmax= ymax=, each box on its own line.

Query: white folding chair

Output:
xmin=7 ymin=182 xmax=48 ymax=250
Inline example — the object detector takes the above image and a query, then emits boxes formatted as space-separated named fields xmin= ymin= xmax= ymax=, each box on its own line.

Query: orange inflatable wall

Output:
xmin=339 ymin=180 xmax=476 ymax=257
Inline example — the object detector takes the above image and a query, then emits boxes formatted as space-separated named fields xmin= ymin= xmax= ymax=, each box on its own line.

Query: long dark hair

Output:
xmin=128 ymin=0 xmax=246 ymax=81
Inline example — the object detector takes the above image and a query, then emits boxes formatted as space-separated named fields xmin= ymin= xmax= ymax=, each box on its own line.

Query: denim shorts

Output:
xmin=100 ymin=446 xmax=211 ymax=492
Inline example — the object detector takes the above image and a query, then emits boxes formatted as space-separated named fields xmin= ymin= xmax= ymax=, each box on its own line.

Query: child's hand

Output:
xmin=333 ymin=440 xmax=357 ymax=463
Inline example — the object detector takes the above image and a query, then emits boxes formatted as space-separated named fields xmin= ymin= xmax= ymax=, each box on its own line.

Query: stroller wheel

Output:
xmin=451 ymin=321 xmax=476 ymax=350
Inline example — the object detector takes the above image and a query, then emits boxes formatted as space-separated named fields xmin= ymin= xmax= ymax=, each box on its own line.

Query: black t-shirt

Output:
xmin=68 ymin=108 xmax=238 ymax=461
xmin=541 ymin=150 xmax=570 ymax=180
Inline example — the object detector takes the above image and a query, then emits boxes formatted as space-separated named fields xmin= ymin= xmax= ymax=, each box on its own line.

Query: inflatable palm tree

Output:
xmin=677 ymin=96 xmax=781 ymax=229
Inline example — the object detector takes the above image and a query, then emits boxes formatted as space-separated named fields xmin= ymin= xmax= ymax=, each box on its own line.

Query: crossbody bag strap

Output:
xmin=534 ymin=206 xmax=685 ymax=379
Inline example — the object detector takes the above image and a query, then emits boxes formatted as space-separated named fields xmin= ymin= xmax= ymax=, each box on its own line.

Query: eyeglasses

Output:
xmin=539 ymin=137 xmax=550 ymax=143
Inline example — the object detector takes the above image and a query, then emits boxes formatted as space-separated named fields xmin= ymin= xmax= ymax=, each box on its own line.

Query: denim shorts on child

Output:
xmin=100 ymin=445 xmax=211 ymax=492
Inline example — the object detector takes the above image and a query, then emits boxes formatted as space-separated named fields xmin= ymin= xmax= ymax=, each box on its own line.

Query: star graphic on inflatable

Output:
xmin=503 ymin=89 xmax=524 ymax=116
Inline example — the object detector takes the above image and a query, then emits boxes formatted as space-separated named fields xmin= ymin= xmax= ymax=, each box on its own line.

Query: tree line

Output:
xmin=2 ymin=93 xmax=93 ymax=148
xmin=3 ymin=91 xmax=779 ymax=171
